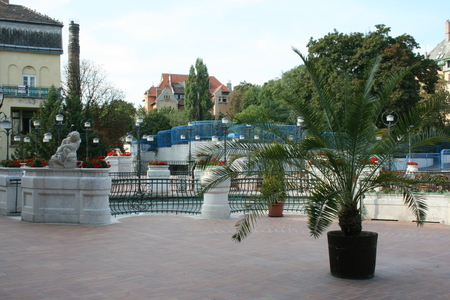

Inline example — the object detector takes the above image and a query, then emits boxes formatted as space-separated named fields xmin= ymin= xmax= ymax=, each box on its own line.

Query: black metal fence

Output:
xmin=9 ymin=178 xmax=21 ymax=215
xmin=229 ymin=177 xmax=309 ymax=214
xmin=109 ymin=177 xmax=202 ymax=215
xmin=109 ymin=175 xmax=310 ymax=216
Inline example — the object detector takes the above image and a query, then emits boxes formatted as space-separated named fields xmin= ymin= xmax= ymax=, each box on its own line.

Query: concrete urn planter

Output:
xmin=200 ymin=166 xmax=231 ymax=219
xmin=106 ymin=156 xmax=132 ymax=173
xmin=147 ymin=165 xmax=170 ymax=196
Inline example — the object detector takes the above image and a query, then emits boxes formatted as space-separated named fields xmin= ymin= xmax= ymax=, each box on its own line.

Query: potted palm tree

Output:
xmin=199 ymin=50 xmax=448 ymax=279
xmin=260 ymin=159 xmax=286 ymax=217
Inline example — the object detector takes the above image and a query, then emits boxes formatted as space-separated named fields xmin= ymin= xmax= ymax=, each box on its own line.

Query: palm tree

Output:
xmin=199 ymin=50 xmax=447 ymax=242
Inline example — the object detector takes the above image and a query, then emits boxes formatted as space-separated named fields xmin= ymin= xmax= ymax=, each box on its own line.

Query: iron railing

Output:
xmin=109 ymin=176 xmax=310 ymax=216
xmin=228 ymin=177 xmax=309 ymax=213
xmin=109 ymin=178 xmax=202 ymax=216
xmin=9 ymin=178 xmax=21 ymax=215
xmin=1 ymin=85 xmax=61 ymax=99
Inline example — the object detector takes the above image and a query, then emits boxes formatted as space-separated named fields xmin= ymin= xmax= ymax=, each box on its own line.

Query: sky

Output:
xmin=14 ymin=0 xmax=450 ymax=108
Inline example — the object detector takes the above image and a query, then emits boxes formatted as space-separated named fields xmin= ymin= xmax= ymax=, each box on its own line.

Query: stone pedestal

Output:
xmin=21 ymin=168 xmax=112 ymax=225
xmin=0 ymin=168 xmax=23 ymax=215
xmin=147 ymin=165 xmax=171 ymax=195
xmin=201 ymin=167 xmax=231 ymax=219
xmin=106 ymin=156 xmax=132 ymax=173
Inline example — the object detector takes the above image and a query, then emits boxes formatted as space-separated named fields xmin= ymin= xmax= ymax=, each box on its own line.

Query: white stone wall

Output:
xmin=364 ymin=193 xmax=450 ymax=224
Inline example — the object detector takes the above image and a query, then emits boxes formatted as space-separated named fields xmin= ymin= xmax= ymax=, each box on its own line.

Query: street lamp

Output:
xmin=382 ymin=111 xmax=398 ymax=137
xmin=126 ymin=116 xmax=147 ymax=195
xmin=297 ymin=116 xmax=304 ymax=141
xmin=0 ymin=115 xmax=12 ymax=160
xmin=245 ymin=124 xmax=252 ymax=142
xmin=55 ymin=114 xmax=65 ymax=145
xmin=43 ymin=132 xmax=52 ymax=143
xmin=221 ymin=117 xmax=229 ymax=163
xmin=382 ymin=111 xmax=398 ymax=170
xmin=83 ymin=121 xmax=92 ymax=158
xmin=31 ymin=120 xmax=41 ymax=156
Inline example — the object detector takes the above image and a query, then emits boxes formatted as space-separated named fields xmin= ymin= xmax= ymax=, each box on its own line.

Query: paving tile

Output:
xmin=0 ymin=213 xmax=450 ymax=299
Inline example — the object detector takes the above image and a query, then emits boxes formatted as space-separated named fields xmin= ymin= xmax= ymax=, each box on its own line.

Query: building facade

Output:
xmin=143 ymin=73 xmax=232 ymax=119
xmin=426 ymin=20 xmax=450 ymax=89
xmin=0 ymin=0 xmax=63 ymax=159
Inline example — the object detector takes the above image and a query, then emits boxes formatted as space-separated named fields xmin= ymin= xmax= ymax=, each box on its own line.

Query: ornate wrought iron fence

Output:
xmin=109 ymin=178 xmax=202 ymax=215
xmin=228 ymin=177 xmax=310 ymax=214
xmin=108 ymin=175 xmax=311 ymax=216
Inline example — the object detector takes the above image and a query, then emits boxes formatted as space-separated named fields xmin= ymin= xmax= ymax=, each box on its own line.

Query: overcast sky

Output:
xmin=15 ymin=0 xmax=450 ymax=107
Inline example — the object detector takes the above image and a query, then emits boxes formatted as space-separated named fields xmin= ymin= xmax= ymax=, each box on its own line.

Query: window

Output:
xmin=22 ymin=75 xmax=36 ymax=87
xmin=218 ymin=97 xmax=227 ymax=103
xmin=447 ymin=61 xmax=450 ymax=69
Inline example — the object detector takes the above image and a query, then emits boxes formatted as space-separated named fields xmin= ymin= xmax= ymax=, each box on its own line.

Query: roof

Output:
xmin=428 ymin=40 xmax=450 ymax=62
xmin=0 ymin=1 xmax=63 ymax=26
xmin=146 ymin=73 xmax=230 ymax=98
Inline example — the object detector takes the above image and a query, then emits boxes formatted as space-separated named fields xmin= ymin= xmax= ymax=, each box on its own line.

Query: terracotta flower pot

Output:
xmin=268 ymin=203 xmax=284 ymax=217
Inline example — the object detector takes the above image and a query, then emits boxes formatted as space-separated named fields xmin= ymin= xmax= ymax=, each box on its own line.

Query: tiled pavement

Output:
xmin=0 ymin=213 xmax=449 ymax=300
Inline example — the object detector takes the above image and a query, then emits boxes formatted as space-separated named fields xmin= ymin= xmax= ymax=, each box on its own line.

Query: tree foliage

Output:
xmin=303 ymin=24 xmax=440 ymax=121
xmin=13 ymin=86 xmax=63 ymax=160
xmin=198 ymin=50 xmax=448 ymax=242
xmin=184 ymin=58 xmax=213 ymax=121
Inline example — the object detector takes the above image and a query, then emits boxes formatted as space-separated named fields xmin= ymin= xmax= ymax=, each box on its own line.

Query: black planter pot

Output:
xmin=327 ymin=230 xmax=378 ymax=279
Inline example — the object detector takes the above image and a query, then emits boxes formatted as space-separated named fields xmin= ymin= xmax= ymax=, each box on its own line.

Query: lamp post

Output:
xmin=382 ymin=111 xmax=398 ymax=137
xmin=0 ymin=114 xmax=12 ymax=160
xmin=180 ymin=122 xmax=194 ymax=170
xmin=382 ymin=111 xmax=398 ymax=170
xmin=297 ymin=116 xmax=304 ymax=141
xmin=31 ymin=120 xmax=41 ymax=156
xmin=55 ymin=114 xmax=64 ymax=145
xmin=83 ymin=121 xmax=92 ymax=158
xmin=126 ymin=117 xmax=145 ymax=193
xmin=245 ymin=124 xmax=252 ymax=142
xmin=221 ymin=117 xmax=229 ymax=163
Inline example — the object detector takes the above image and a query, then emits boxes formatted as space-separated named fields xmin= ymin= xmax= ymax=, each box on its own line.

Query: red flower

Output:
xmin=148 ymin=160 xmax=168 ymax=165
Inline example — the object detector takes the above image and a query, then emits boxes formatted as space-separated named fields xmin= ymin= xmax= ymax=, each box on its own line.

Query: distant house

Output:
xmin=0 ymin=0 xmax=63 ymax=158
xmin=427 ymin=20 xmax=450 ymax=89
xmin=143 ymin=73 xmax=232 ymax=119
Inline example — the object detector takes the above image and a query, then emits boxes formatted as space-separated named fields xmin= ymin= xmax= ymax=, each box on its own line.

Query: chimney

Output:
xmin=68 ymin=20 xmax=81 ymax=97
xmin=446 ymin=20 xmax=450 ymax=42
xmin=227 ymin=81 xmax=232 ymax=92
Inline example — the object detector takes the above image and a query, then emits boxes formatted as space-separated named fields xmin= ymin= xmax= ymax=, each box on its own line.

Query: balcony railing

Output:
xmin=2 ymin=85 xmax=61 ymax=99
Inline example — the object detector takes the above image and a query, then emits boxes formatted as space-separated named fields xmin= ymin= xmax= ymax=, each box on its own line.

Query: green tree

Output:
xmin=89 ymin=99 xmax=135 ymax=154
xmin=61 ymin=59 xmax=131 ymax=157
xmin=305 ymin=24 xmax=440 ymax=120
xmin=232 ymin=80 xmax=295 ymax=124
xmin=184 ymin=58 xmax=213 ymax=121
xmin=141 ymin=107 xmax=172 ymax=135
xmin=13 ymin=85 xmax=63 ymax=160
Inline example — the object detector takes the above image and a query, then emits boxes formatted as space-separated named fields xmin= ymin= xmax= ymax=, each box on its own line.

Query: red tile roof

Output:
xmin=146 ymin=73 xmax=229 ymax=97
xmin=0 ymin=1 xmax=62 ymax=26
